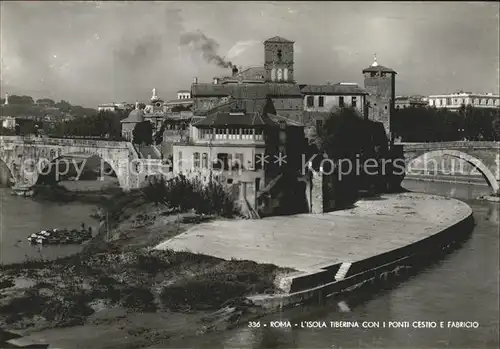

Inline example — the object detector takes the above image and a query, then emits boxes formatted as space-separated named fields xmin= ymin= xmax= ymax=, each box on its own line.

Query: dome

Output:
xmin=122 ymin=108 xmax=144 ymax=123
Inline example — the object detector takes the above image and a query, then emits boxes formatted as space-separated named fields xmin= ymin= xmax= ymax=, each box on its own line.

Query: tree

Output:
xmin=493 ymin=114 xmax=500 ymax=141
xmin=50 ymin=110 xmax=123 ymax=140
xmin=7 ymin=95 xmax=34 ymax=105
xmin=310 ymin=107 xmax=390 ymax=209
xmin=36 ymin=98 xmax=55 ymax=107
xmin=132 ymin=121 xmax=153 ymax=145
xmin=55 ymin=100 xmax=72 ymax=113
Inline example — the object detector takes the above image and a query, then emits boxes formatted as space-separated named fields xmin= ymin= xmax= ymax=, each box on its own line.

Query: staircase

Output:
xmin=335 ymin=262 xmax=352 ymax=280
xmin=135 ymin=145 xmax=161 ymax=159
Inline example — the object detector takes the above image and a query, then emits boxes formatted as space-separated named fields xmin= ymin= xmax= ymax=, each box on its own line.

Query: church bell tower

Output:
xmin=264 ymin=36 xmax=294 ymax=83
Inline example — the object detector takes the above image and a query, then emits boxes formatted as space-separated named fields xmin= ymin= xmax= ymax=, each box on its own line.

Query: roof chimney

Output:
xmin=232 ymin=66 xmax=239 ymax=76
xmin=193 ymin=77 xmax=198 ymax=84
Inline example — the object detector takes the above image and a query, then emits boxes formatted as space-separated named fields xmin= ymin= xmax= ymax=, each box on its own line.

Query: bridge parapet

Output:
xmin=0 ymin=136 xmax=132 ymax=150
xmin=396 ymin=141 xmax=500 ymax=151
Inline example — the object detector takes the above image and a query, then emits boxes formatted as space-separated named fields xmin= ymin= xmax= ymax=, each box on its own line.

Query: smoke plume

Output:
xmin=179 ymin=30 xmax=233 ymax=68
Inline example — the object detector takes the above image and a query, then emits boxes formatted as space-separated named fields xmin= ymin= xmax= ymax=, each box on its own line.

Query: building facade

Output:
xmin=177 ymin=90 xmax=191 ymax=100
xmin=362 ymin=56 xmax=397 ymax=139
xmin=427 ymin=92 xmax=500 ymax=110
xmin=172 ymin=96 xmax=307 ymax=214
xmin=395 ymin=96 xmax=428 ymax=109
xmin=191 ymin=36 xmax=303 ymax=123
xmin=300 ymin=83 xmax=368 ymax=128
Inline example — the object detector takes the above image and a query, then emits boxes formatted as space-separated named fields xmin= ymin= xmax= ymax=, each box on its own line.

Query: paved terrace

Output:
xmin=155 ymin=192 xmax=471 ymax=272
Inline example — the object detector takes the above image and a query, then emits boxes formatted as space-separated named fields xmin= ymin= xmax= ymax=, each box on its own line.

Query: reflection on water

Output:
xmin=175 ymin=179 xmax=499 ymax=349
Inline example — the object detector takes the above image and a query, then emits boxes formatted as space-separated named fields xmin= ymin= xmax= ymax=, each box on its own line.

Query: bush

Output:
xmin=142 ymin=175 xmax=237 ymax=217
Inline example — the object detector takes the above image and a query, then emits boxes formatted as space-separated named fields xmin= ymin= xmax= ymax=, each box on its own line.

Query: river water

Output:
xmin=0 ymin=180 xmax=498 ymax=348
xmin=173 ymin=180 xmax=500 ymax=349
xmin=0 ymin=188 xmax=99 ymax=265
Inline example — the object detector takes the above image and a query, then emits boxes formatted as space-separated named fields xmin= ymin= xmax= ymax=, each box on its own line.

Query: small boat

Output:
xmin=11 ymin=184 xmax=35 ymax=197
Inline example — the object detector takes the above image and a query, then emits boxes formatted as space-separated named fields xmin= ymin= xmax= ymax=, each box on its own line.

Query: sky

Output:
xmin=1 ymin=1 xmax=499 ymax=107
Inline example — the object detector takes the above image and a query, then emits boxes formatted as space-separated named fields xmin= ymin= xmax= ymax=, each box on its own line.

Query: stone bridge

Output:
xmin=0 ymin=136 xmax=167 ymax=191
xmin=396 ymin=141 xmax=500 ymax=194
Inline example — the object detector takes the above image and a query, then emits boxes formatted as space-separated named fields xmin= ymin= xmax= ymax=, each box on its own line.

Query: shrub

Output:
xmin=141 ymin=175 xmax=238 ymax=217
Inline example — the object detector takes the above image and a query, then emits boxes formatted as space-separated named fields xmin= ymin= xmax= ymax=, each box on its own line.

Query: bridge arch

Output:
xmin=35 ymin=153 xmax=123 ymax=188
xmin=0 ymin=158 xmax=15 ymax=186
xmin=406 ymin=149 xmax=499 ymax=194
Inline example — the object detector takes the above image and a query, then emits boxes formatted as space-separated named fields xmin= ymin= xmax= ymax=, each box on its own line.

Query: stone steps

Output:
xmin=334 ymin=262 xmax=352 ymax=280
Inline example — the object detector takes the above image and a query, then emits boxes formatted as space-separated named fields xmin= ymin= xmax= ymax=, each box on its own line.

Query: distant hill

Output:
xmin=0 ymin=95 xmax=97 ymax=119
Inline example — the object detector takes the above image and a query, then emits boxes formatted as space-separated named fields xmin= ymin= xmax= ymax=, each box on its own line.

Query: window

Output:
xmin=277 ymin=68 xmax=283 ymax=81
xmin=339 ymin=96 xmax=344 ymax=107
xmin=215 ymin=153 xmax=228 ymax=170
xmin=255 ymin=153 xmax=264 ymax=170
xmin=277 ymin=49 xmax=282 ymax=61
xmin=178 ymin=151 xmax=183 ymax=169
xmin=318 ymin=96 xmax=325 ymax=107
xmin=202 ymin=153 xmax=208 ymax=168
xmin=271 ymin=68 xmax=276 ymax=82
xmin=255 ymin=178 xmax=261 ymax=191
xmin=384 ymin=105 xmax=388 ymax=110
xmin=306 ymin=96 xmax=314 ymax=108
xmin=227 ymin=154 xmax=233 ymax=169
xmin=193 ymin=152 xmax=200 ymax=168
xmin=315 ymin=119 xmax=323 ymax=130
xmin=352 ymin=97 xmax=357 ymax=108
xmin=284 ymin=68 xmax=288 ymax=81
xmin=234 ymin=153 xmax=244 ymax=169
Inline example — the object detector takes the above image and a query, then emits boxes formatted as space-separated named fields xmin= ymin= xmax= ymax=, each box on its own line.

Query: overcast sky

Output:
xmin=1 ymin=1 xmax=498 ymax=107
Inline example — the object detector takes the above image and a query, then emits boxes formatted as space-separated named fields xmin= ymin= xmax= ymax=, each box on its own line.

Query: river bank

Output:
xmin=0 ymin=188 xmax=291 ymax=348
xmin=0 ymin=184 xmax=478 ymax=348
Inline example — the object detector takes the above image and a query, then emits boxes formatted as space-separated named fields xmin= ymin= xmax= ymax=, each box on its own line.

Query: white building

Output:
xmin=427 ymin=92 xmax=500 ymax=110
xmin=177 ymin=90 xmax=191 ymax=100
xmin=2 ymin=116 xmax=16 ymax=129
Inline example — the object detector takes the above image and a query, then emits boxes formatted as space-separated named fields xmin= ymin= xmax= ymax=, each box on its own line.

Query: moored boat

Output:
xmin=26 ymin=227 xmax=93 ymax=246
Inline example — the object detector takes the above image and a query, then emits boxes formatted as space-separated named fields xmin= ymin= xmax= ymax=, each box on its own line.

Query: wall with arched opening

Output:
xmin=0 ymin=158 xmax=14 ymax=187
xmin=35 ymin=154 xmax=121 ymax=190
xmin=406 ymin=150 xmax=499 ymax=194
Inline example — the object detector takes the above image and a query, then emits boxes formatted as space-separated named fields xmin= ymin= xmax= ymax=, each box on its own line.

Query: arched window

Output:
xmin=271 ymin=68 xmax=276 ymax=81
xmin=277 ymin=68 xmax=283 ymax=81
xmin=284 ymin=68 xmax=288 ymax=81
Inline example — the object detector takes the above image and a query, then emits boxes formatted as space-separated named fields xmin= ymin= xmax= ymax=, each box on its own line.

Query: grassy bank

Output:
xmin=0 ymin=178 xmax=293 ymax=348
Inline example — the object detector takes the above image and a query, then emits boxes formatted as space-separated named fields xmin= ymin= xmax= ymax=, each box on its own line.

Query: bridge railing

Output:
xmin=395 ymin=141 xmax=500 ymax=149
xmin=0 ymin=135 xmax=132 ymax=149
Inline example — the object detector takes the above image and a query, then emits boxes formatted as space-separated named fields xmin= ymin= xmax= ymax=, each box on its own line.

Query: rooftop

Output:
xmin=362 ymin=65 xmax=397 ymax=74
xmin=264 ymin=36 xmax=294 ymax=43
xmin=164 ymin=98 xmax=194 ymax=105
xmin=193 ymin=97 xmax=303 ymax=128
xmin=300 ymin=83 xmax=368 ymax=95
xmin=191 ymin=83 xmax=302 ymax=98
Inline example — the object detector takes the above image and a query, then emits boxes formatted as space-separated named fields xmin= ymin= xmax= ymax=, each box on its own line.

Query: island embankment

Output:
xmin=0 ymin=187 xmax=474 ymax=348
xmin=156 ymin=192 xmax=474 ymax=309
